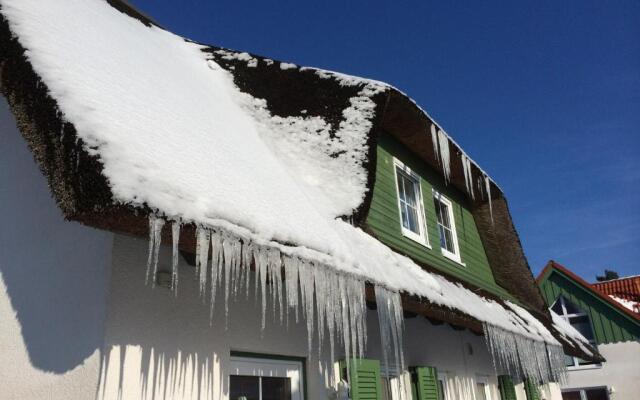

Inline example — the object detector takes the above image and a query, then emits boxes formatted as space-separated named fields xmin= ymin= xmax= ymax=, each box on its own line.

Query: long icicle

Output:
xmin=150 ymin=216 xmax=165 ymax=288
xmin=484 ymin=175 xmax=494 ymax=225
xmin=171 ymin=220 xmax=180 ymax=295
xmin=437 ymin=129 xmax=451 ymax=183
xmin=430 ymin=124 xmax=440 ymax=166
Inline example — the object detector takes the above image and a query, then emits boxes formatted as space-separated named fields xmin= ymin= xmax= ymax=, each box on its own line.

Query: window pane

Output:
xmin=262 ymin=377 xmax=292 ymax=400
xmin=405 ymin=204 xmax=420 ymax=233
xmin=569 ymin=315 xmax=595 ymax=341
xmin=565 ymin=354 xmax=576 ymax=367
xmin=584 ymin=388 xmax=608 ymax=400
xmin=561 ymin=391 xmax=582 ymax=400
xmin=230 ymin=375 xmax=260 ymax=400
xmin=397 ymin=172 xmax=407 ymax=202
xmin=563 ymin=299 xmax=583 ymax=315
xmin=439 ymin=202 xmax=451 ymax=228
xmin=438 ymin=225 xmax=448 ymax=249
xmin=401 ymin=175 xmax=418 ymax=208
xmin=551 ymin=300 xmax=564 ymax=315
xmin=443 ymin=227 xmax=454 ymax=253
xmin=397 ymin=171 xmax=422 ymax=235
xmin=577 ymin=357 xmax=597 ymax=366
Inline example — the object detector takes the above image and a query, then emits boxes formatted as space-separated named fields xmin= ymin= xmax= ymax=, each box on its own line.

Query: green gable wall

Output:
xmin=366 ymin=133 xmax=512 ymax=299
xmin=538 ymin=269 xmax=640 ymax=344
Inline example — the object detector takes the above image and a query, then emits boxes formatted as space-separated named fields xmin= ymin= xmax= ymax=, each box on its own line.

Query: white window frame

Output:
xmin=432 ymin=190 xmax=463 ymax=265
xmin=393 ymin=158 xmax=430 ymax=247
xmin=437 ymin=372 xmax=448 ymax=400
xmin=551 ymin=297 xmax=601 ymax=370
xmin=561 ymin=386 xmax=610 ymax=400
xmin=229 ymin=356 xmax=304 ymax=400
xmin=475 ymin=375 xmax=492 ymax=400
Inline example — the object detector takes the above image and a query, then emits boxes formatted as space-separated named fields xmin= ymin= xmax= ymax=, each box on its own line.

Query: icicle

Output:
xmin=195 ymin=227 xmax=211 ymax=298
xmin=484 ymin=175 xmax=494 ymax=225
xmin=430 ymin=124 xmax=440 ymax=166
xmin=437 ymin=130 xmax=451 ymax=183
xmin=254 ymin=246 xmax=269 ymax=331
xmin=314 ymin=267 xmax=327 ymax=356
xmin=145 ymin=215 xmax=156 ymax=285
xmin=145 ymin=215 xmax=165 ymax=288
xmin=284 ymin=256 xmax=300 ymax=324
xmin=299 ymin=261 xmax=316 ymax=354
xmin=461 ymin=154 xmax=475 ymax=200
xmin=242 ymin=241 xmax=253 ymax=299
xmin=171 ymin=221 xmax=180 ymax=294
xmin=209 ymin=231 xmax=223 ymax=323
xmin=483 ymin=323 xmax=566 ymax=384
xmin=375 ymin=286 xmax=406 ymax=399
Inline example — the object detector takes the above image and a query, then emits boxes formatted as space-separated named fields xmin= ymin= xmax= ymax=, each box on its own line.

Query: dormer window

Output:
xmin=433 ymin=191 xmax=461 ymax=264
xmin=393 ymin=158 xmax=429 ymax=246
xmin=551 ymin=296 xmax=599 ymax=368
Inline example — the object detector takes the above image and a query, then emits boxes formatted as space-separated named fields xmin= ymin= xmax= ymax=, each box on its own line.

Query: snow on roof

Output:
xmin=609 ymin=295 xmax=640 ymax=314
xmin=1 ymin=0 xmax=554 ymax=346
xmin=550 ymin=311 xmax=596 ymax=356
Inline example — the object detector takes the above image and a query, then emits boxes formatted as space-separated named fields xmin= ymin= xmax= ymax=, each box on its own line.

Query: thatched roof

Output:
xmin=0 ymin=0 xmax=600 ymax=362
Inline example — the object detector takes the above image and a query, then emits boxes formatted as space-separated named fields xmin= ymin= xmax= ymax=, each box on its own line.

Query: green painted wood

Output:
xmin=524 ymin=379 xmax=540 ymax=400
xmin=410 ymin=366 xmax=439 ymax=400
xmin=538 ymin=269 xmax=640 ymax=344
xmin=340 ymin=359 xmax=382 ymax=400
xmin=366 ymin=134 xmax=513 ymax=299
xmin=498 ymin=375 xmax=517 ymax=400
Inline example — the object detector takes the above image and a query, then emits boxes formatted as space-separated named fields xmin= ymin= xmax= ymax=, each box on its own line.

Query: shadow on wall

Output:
xmin=97 ymin=345 xmax=225 ymax=400
xmin=0 ymin=96 xmax=114 ymax=373
xmin=95 ymin=236 xmax=239 ymax=400
xmin=95 ymin=234 xmax=328 ymax=400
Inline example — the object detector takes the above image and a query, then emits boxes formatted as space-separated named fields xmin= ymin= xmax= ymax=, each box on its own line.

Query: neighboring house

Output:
xmin=593 ymin=276 xmax=640 ymax=316
xmin=537 ymin=261 xmax=640 ymax=400
xmin=0 ymin=1 xmax=597 ymax=400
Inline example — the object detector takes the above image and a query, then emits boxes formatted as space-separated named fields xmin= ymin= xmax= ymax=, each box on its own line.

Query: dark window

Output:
xmin=230 ymin=376 xmax=292 ymax=400
xmin=230 ymin=376 xmax=260 ymax=400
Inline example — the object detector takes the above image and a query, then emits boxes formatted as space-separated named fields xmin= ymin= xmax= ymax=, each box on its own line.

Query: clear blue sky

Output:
xmin=129 ymin=0 xmax=639 ymax=281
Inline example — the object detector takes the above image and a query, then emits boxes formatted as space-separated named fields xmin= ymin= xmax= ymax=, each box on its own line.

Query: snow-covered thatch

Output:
xmin=0 ymin=0 xmax=601 ymax=379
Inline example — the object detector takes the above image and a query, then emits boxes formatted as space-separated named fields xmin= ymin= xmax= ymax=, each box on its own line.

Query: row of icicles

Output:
xmin=144 ymin=215 xmax=565 ymax=395
xmin=144 ymin=214 xmax=405 ymax=392
xmin=430 ymin=123 xmax=493 ymax=222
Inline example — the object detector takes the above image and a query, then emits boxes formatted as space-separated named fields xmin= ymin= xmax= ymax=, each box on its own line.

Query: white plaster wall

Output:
xmin=98 ymin=233 xmax=527 ymax=400
xmin=98 ymin=234 xmax=336 ymax=400
xmin=0 ymin=96 xmax=114 ymax=398
xmin=562 ymin=341 xmax=640 ymax=400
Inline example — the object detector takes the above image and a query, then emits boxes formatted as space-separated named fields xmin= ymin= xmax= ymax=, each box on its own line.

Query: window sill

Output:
xmin=401 ymin=230 xmax=431 ymax=249
xmin=568 ymin=364 xmax=602 ymax=371
xmin=441 ymin=250 xmax=465 ymax=267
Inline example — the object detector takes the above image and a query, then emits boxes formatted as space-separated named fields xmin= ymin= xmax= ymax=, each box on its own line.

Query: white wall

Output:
xmin=98 ymin=232 xmax=542 ymax=400
xmin=562 ymin=340 xmax=640 ymax=400
xmin=0 ymin=96 xmax=114 ymax=398
xmin=97 ymin=233 xmax=335 ymax=400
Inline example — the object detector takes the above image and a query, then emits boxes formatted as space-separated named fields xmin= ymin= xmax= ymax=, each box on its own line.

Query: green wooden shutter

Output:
xmin=340 ymin=359 xmax=382 ymax=400
xmin=524 ymin=379 xmax=540 ymax=400
xmin=498 ymin=375 xmax=517 ymax=400
xmin=410 ymin=366 xmax=439 ymax=400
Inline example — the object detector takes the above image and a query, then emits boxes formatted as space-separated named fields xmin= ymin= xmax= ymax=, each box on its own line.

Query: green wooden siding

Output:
xmin=341 ymin=359 xmax=382 ymax=400
xmin=366 ymin=134 xmax=512 ymax=299
xmin=410 ymin=366 xmax=439 ymax=400
xmin=497 ymin=375 xmax=517 ymax=400
xmin=538 ymin=269 xmax=640 ymax=344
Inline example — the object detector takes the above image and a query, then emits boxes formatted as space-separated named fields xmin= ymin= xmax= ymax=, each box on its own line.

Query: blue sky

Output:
xmin=129 ymin=0 xmax=639 ymax=280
